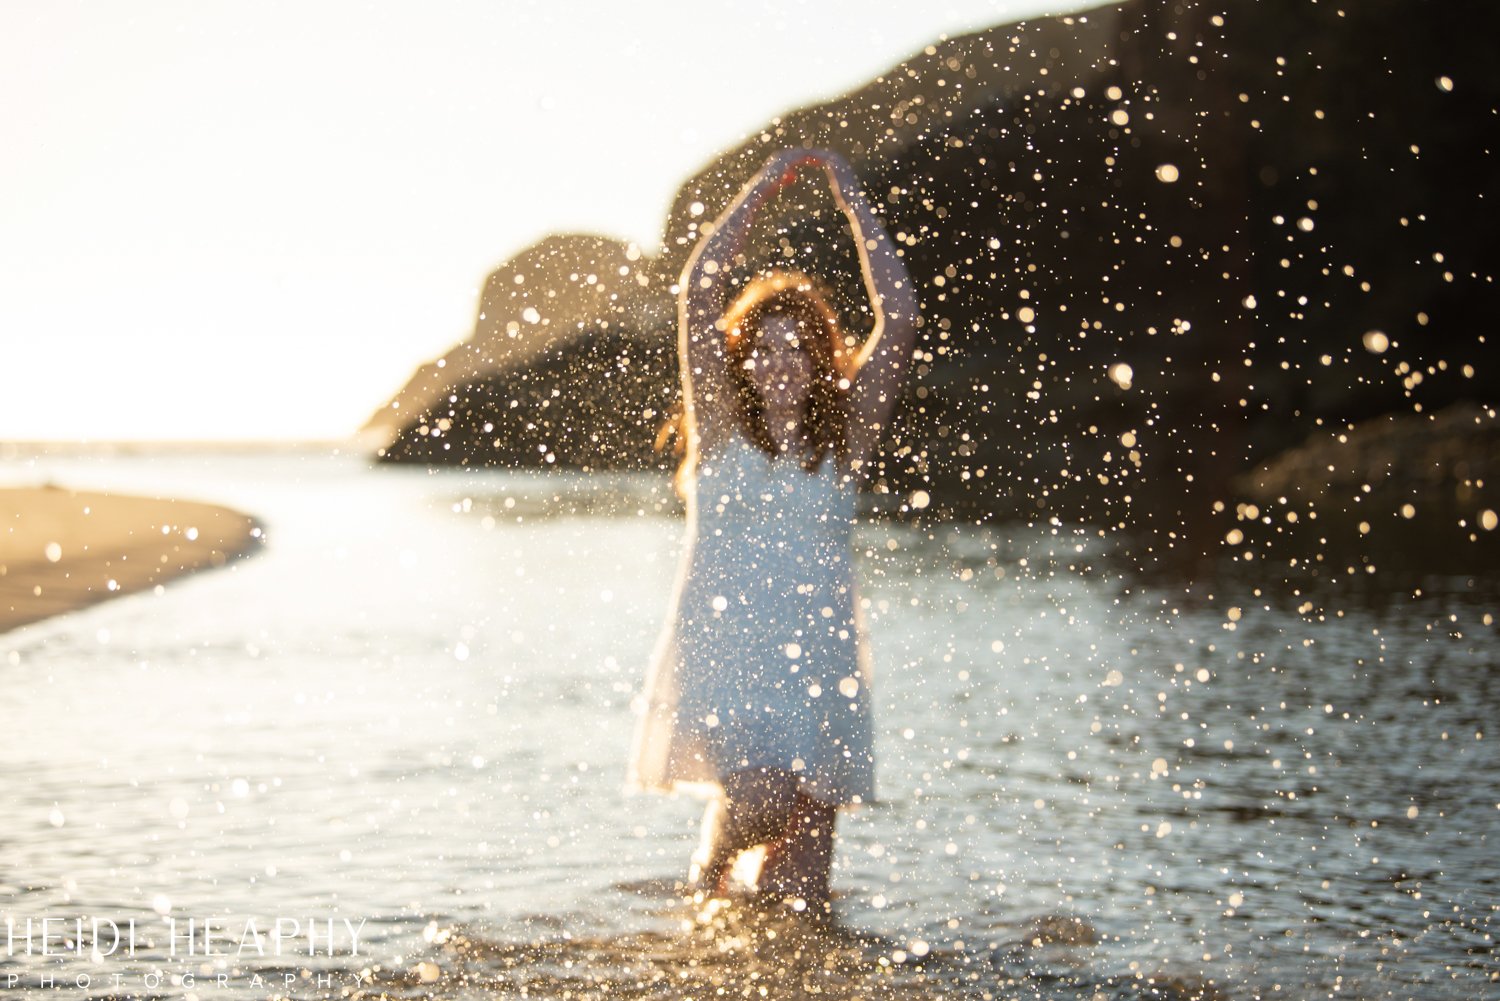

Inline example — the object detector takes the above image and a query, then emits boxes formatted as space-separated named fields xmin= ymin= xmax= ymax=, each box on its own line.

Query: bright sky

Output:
xmin=2 ymin=0 xmax=1050 ymax=441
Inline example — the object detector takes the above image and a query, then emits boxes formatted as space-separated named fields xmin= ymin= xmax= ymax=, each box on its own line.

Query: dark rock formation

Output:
xmin=1227 ymin=403 xmax=1500 ymax=574
xmin=365 ymin=233 xmax=673 ymax=459
xmin=369 ymin=0 xmax=1499 ymax=563
xmin=379 ymin=326 xmax=675 ymax=471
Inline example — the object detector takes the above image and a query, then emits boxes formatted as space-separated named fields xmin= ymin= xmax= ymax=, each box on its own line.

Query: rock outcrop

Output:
xmin=1225 ymin=403 xmax=1500 ymax=574
xmin=365 ymin=233 xmax=672 ymax=460
xmin=368 ymin=0 xmax=1500 ymax=562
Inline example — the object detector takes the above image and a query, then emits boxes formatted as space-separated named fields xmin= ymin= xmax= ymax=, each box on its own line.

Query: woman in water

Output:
xmin=629 ymin=147 xmax=918 ymax=914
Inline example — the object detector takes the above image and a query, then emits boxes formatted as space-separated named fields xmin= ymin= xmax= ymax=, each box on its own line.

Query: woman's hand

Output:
xmin=763 ymin=147 xmax=812 ymax=177
xmin=761 ymin=148 xmax=848 ymax=185
xmin=759 ymin=149 xmax=866 ymax=217
xmin=752 ymin=148 xmax=826 ymax=211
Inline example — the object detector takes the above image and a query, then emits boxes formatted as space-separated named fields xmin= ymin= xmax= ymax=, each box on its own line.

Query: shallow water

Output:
xmin=0 ymin=449 xmax=1495 ymax=999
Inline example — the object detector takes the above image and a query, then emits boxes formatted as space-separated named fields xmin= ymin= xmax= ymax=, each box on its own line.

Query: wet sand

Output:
xmin=0 ymin=485 xmax=260 ymax=633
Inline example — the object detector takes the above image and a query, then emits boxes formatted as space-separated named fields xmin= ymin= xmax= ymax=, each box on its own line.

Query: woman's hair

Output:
xmin=661 ymin=270 xmax=852 ymax=490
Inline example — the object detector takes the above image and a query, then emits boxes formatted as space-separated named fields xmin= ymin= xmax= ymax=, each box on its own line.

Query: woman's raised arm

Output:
xmin=816 ymin=152 xmax=920 ymax=475
xmin=677 ymin=150 xmax=810 ymax=453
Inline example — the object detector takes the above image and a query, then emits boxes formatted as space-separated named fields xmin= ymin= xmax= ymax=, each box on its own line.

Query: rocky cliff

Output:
xmin=368 ymin=0 xmax=1499 ymax=564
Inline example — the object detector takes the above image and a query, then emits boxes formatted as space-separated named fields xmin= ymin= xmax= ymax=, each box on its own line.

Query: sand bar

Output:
xmin=0 ymin=485 xmax=261 ymax=634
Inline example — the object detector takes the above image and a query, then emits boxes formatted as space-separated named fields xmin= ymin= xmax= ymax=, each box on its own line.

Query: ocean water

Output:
xmin=0 ymin=449 xmax=1495 ymax=999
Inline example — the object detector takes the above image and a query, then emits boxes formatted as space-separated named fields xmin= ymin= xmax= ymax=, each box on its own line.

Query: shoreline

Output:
xmin=0 ymin=486 xmax=261 ymax=635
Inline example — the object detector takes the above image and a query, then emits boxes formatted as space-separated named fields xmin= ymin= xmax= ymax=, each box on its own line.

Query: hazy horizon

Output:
xmin=2 ymin=0 xmax=1056 ymax=443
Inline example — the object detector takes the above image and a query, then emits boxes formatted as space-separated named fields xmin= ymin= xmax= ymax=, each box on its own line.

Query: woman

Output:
xmin=629 ymin=148 xmax=918 ymax=914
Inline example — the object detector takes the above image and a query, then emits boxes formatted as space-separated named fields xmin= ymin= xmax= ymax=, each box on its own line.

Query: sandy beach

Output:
xmin=0 ymin=485 xmax=260 ymax=633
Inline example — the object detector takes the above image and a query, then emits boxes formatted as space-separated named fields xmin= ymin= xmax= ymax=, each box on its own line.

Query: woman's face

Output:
xmin=744 ymin=314 xmax=814 ymax=414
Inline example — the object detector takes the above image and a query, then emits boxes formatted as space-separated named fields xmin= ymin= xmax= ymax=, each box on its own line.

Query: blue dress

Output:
xmin=628 ymin=429 xmax=875 ymax=806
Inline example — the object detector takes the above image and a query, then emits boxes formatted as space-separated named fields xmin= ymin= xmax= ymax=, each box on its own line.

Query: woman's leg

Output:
xmin=689 ymin=768 xmax=798 ymax=896
xmin=758 ymin=791 xmax=838 ymax=911
xmin=688 ymin=796 xmax=731 ymax=893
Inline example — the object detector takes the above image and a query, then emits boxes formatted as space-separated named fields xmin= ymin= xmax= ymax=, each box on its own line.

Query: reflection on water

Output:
xmin=361 ymin=900 xmax=1221 ymax=1001
xmin=0 ymin=450 xmax=1495 ymax=998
